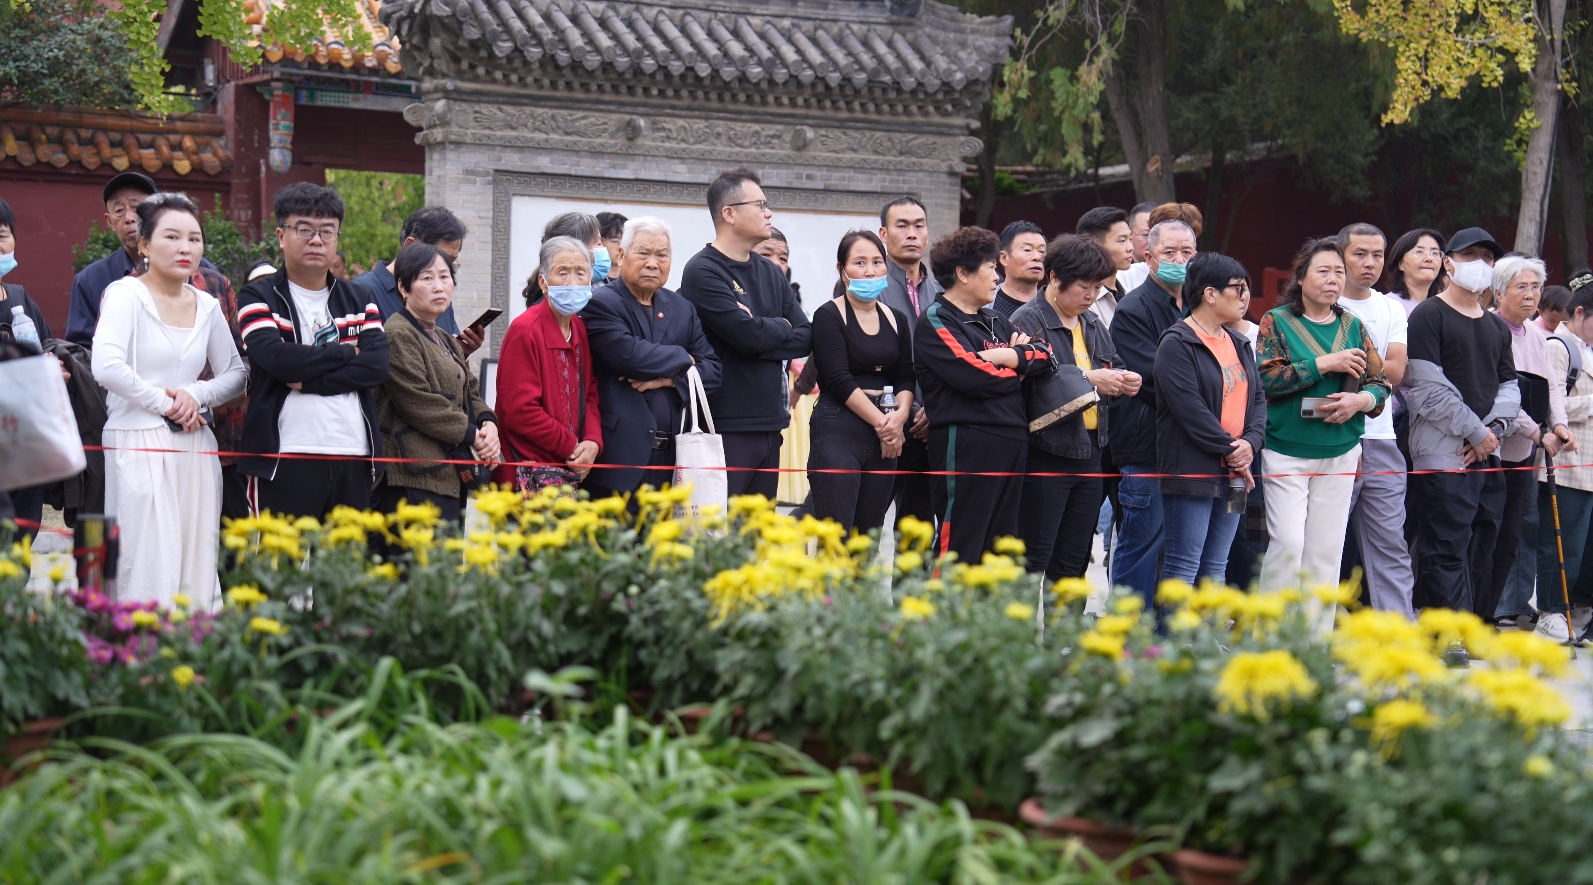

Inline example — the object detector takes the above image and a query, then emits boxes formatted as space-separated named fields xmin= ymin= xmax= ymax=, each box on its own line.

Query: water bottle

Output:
xmin=879 ymin=385 xmax=898 ymax=414
xmin=1226 ymin=473 xmax=1248 ymax=514
xmin=9 ymin=305 xmax=41 ymax=354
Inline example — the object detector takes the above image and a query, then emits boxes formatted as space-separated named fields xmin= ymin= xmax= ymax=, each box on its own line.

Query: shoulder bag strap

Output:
xmin=680 ymin=365 xmax=716 ymax=435
xmin=1552 ymin=333 xmax=1583 ymax=395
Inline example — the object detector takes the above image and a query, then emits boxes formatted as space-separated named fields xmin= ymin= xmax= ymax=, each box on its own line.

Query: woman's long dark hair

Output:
xmin=1281 ymin=238 xmax=1345 ymax=316
xmin=832 ymin=230 xmax=887 ymax=300
xmin=1387 ymin=228 xmax=1448 ymax=299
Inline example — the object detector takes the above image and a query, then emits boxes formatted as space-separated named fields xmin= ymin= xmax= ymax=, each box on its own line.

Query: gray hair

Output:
xmin=1147 ymin=220 xmax=1195 ymax=252
xmin=621 ymin=216 xmax=673 ymax=251
xmin=1492 ymin=255 xmax=1546 ymax=294
xmin=539 ymin=235 xmax=592 ymax=274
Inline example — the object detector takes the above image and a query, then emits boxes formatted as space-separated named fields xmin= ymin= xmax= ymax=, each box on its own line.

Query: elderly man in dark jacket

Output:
xmin=582 ymin=217 xmax=722 ymax=498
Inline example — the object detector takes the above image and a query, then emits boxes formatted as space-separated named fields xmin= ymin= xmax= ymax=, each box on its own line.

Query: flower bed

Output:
xmin=3 ymin=487 xmax=1592 ymax=884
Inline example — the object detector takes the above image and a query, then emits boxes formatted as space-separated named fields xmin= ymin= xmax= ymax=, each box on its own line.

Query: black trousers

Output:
xmin=1019 ymin=444 xmax=1103 ymax=581
xmin=892 ymin=434 xmax=935 ymax=524
xmin=721 ymin=430 xmax=783 ymax=501
xmin=929 ymin=424 xmax=1027 ymax=565
xmin=1412 ymin=463 xmax=1506 ymax=613
xmin=1475 ymin=456 xmax=1535 ymax=620
xmin=248 ymin=457 xmax=374 ymax=520
xmin=807 ymin=398 xmax=897 ymax=535
xmin=375 ymin=481 xmax=464 ymax=523
xmin=220 ymin=464 xmax=250 ymax=521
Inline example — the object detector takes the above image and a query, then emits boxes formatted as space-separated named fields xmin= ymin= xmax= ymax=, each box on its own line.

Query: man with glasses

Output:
xmin=65 ymin=171 xmax=226 ymax=346
xmin=236 ymin=183 xmax=390 ymax=519
xmin=681 ymin=167 xmax=812 ymax=500
xmin=351 ymin=206 xmax=483 ymax=356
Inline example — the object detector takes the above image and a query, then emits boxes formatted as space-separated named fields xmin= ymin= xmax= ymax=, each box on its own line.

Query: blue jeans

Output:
xmin=1114 ymin=464 xmax=1165 ymax=607
xmin=1162 ymin=493 xmax=1243 ymax=586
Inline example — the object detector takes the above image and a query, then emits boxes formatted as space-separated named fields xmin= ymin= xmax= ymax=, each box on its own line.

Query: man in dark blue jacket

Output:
xmin=582 ymin=216 xmax=722 ymax=498
xmin=1107 ymin=219 xmax=1196 ymax=601
xmin=65 ymin=171 xmax=223 ymax=347
xmin=349 ymin=206 xmax=484 ymax=356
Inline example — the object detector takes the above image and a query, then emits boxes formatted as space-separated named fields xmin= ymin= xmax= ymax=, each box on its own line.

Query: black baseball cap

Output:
xmin=1445 ymin=227 xmax=1504 ymax=260
xmin=102 ymin=171 xmax=157 ymax=203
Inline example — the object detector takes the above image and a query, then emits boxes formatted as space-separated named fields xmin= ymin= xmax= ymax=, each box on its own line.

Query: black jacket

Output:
xmin=582 ymin=278 xmax=722 ymax=491
xmin=236 ymin=268 xmax=390 ymax=481
xmin=680 ymin=245 xmax=811 ymax=433
xmin=1108 ymin=277 xmax=1184 ymax=464
xmin=1009 ymin=296 xmax=1120 ymax=458
xmin=913 ymin=294 xmax=1052 ymax=440
xmin=1153 ymin=321 xmax=1267 ymax=498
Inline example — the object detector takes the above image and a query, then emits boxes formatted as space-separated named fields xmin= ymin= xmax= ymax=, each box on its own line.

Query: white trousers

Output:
xmin=104 ymin=426 xmax=223 ymax=609
xmin=1260 ymin=446 xmax=1361 ymax=599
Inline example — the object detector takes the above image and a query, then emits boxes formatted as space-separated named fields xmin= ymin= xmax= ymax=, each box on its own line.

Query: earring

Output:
xmin=140 ymin=255 xmax=149 ymax=274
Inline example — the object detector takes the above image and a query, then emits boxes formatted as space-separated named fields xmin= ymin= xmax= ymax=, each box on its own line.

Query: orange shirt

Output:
xmin=1191 ymin=320 xmax=1248 ymax=440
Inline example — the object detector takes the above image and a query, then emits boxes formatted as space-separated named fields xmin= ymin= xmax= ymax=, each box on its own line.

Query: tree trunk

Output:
xmin=1134 ymin=0 xmax=1176 ymax=204
xmin=1515 ymin=0 xmax=1567 ymax=256
xmin=1202 ymin=139 xmax=1225 ymax=251
xmin=1103 ymin=65 xmax=1150 ymax=201
xmin=1558 ymin=93 xmax=1588 ymax=272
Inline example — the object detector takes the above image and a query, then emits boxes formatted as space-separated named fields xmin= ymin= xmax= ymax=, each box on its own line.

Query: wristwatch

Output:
xmin=1487 ymin=418 xmax=1509 ymax=439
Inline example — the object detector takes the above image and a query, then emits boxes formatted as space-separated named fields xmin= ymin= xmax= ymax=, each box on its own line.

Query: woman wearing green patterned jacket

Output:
xmin=1255 ymin=238 xmax=1391 ymax=604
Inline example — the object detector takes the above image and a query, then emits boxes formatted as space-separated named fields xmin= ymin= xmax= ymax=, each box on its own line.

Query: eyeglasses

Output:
xmin=1224 ymin=283 xmax=1251 ymax=297
xmin=725 ymin=199 xmax=771 ymax=212
xmin=287 ymin=225 xmax=340 ymax=243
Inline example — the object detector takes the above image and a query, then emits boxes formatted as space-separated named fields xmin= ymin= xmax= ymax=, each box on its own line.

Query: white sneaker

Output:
xmin=1574 ymin=607 xmax=1593 ymax=638
xmin=1537 ymin=612 xmax=1579 ymax=644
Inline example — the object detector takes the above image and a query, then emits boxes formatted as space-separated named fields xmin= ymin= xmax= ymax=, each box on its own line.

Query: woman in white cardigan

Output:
xmin=92 ymin=193 xmax=246 ymax=608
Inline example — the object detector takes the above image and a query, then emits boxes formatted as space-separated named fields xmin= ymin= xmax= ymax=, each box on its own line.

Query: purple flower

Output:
xmin=111 ymin=611 xmax=134 ymax=633
xmin=84 ymin=634 xmax=115 ymax=665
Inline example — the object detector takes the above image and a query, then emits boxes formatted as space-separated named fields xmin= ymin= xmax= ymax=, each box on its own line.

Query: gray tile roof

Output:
xmin=383 ymin=0 xmax=1011 ymax=97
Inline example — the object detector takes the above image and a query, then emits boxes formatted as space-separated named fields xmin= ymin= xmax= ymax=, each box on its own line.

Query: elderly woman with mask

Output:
xmin=1482 ymin=255 xmax=1572 ymax=626
xmin=497 ymin=236 xmax=604 ymax=490
xmin=581 ymin=217 xmax=722 ymax=498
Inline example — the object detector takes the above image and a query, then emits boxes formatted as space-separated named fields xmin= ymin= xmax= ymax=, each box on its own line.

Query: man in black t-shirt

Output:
xmin=1405 ymin=227 xmax=1518 ymax=626
xmin=680 ymin=168 xmax=812 ymax=500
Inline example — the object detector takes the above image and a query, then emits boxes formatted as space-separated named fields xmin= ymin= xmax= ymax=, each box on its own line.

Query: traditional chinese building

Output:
xmin=381 ymin=0 xmax=1012 ymax=354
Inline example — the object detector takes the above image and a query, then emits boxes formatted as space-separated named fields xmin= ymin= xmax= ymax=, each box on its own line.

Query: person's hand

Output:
xmin=457 ymin=325 xmax=485 ymax=356
xmin=626 ymin=376 xmax=675 ymax=392
xmin=1008 ymin=331 xmax=1033 ymax=347
xmin=1225 ymin=438 xmax=1254 ymax=471
xmin=286 ymin=381 xmax=303 ymax=391
xmin=978 ymin=347 xmax=1019 ymax=368
xmin=1556 ymin=424 xmax=1577 ymax=454
xmin=1318 ymin=391 xmax=1373 ymax=424
xmin=910 ymin=406 xmax=929 ymax=441
xmin=51 ymin=353 xmax=69 ymax=384
xmin=473 ymin=422 xmax=503 ymax=465
xmin=344 ymin=342 xmax=361 ymax=356
xmin=1460 ymin=431 xmax=1500 ymax=466
xmin=1316 ymin=348 xmax=1367 ymax=377
xmin=1086 ymin=368 xmax=1124 ymax=396
xmin=164 ymin=388 xmax=203 ymax=432
xmin=736 ymin=302 xmax=753 ymax=317
xmin=567 ymin=439 xmax=601 ymax=479
xmin=1117 ymin=370 xmax=1143 ymax=397
xmin=1544 ymin=430 xmax=1564 ymax=457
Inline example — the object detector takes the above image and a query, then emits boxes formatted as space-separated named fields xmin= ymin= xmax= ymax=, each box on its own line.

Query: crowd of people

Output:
xmin=4 ymin=165 xmax=1593 ymax=648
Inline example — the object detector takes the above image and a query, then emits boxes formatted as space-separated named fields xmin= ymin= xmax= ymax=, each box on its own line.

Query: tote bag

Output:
xmin=0 ymin=354 xmax=87 ymax=491
xmin=673 ymin=365 xmax=727 ymax=518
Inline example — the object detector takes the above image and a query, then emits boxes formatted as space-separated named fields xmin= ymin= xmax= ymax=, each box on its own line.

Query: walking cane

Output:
xmin=1544 ymin=447 xmax=1578 ymax=651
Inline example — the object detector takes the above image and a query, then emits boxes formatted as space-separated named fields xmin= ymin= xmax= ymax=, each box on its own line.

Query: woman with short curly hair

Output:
xmin=914 ymin=226 xmax=1054 ymax=564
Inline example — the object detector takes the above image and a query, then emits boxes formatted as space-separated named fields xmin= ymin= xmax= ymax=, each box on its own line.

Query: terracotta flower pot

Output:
xmin=1171 ymin=848 xmax=1250 ymax=885
xmin=1 ymin=718 xmax=64 ymax=788
xmin=1019 ymin=797 xmax=1138 ymax=861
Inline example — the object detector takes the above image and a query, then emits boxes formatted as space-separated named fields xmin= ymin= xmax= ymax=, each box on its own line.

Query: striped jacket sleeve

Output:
xmin=914 ymin=301 xmax=1047 ymax=397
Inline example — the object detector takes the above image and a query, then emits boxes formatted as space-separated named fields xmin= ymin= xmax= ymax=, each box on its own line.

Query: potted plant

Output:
xmin=0 ymin=537 xmax=91 ymax=781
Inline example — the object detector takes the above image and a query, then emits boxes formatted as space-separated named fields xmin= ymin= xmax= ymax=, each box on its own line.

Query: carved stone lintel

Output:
xmin=625 ymin=115 xmax=648 ymax=141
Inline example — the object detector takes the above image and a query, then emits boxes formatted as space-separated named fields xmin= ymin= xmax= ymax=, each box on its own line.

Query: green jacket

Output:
xmin=375 ymin=310 xmax=495 ymax=497
xmin=1256 ymin=305 xmax=1390 ymax=459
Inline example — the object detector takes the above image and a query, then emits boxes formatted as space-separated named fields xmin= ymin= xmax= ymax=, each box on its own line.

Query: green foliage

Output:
xmin=107 ymin=0 xmax=175 ymax=115
xmin=0 ymin=539 xmax=90 ymax=742
xmin=325 ymin=169 xmax=425 ymax=275
xmin=0 ymin=706 xmax=1128 ymax=883
xmin=0 ymin=0 xmax=139 ymax=109
xmin=69 ymin=195 xmax=280 ymax=285
xmin=70 ymin=222 xmax=122 ymax=273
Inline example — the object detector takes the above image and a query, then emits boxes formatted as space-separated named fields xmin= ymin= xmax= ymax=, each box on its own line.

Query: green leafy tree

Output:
xmin=72 ymin=195 xmax=280 ymax=285
xmin=0 ymin=0 xmax=139 ymax=108
xmin=325 ymin=169 xmax=425 ymax=275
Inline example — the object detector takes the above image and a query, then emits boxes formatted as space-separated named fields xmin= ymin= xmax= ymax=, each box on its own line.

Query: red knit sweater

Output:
xmin=495 ymin=301 xmax=603 ymax=471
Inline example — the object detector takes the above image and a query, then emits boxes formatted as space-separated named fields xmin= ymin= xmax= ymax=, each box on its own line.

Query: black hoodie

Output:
xmin=913 ymin=294 xmax=1053 ymax=440
xmin=235 ymin=268 xmax=389 ymax=481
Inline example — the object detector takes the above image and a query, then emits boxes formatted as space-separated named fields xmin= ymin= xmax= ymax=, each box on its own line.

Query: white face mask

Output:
xmin=1450 ymin=257 xmax=1493 ymax=294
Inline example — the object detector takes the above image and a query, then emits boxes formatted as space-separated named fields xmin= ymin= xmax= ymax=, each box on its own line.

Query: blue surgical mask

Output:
xmin=1154 ymin=259 xmax=1188 ymax=288
xmin=847 ymin=274 xmax=888 ymax=302
xmin=0 ymin=251 xmax=14 ymax=279
xmin=548 ymin=284 xmax=593 ymax=315
xmin=591 ymin=246 xmax=611 ymax=280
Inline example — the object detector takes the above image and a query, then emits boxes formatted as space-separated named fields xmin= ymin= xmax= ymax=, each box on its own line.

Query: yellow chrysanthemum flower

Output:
xmin=168 ymin=610 xmax=187 ymax=624
xmin=1524 ymin=755 xmax=1555 ymax=778
xmin=367 ymin=563 xmax=400 ymax=582
xmin=1156 ymin=579 xmax=1193 ymax=606
xmin=1488 ymin=630 xmax=1572 ymax=678
xmin=131 ymin=610 xmax=160 ymax=629
xmin=226 ymin=585 xmax=267 ymax=607
xmin=1367 ymin=699 xmax=1435 ymax=748
xmin=1312 ymin=580 xmax=1362 ymax=608
xmin=899 ymin=595 xmax=938 ymax=621
xmin=1114 ymin=595 xmax=1145 ymax=615
xmin=1079 ymin=630 xmax=1126 ymax=660
xmin=1468 ymin=668 xmax=1570 ymax=731
xmin=1094 ymin=614 xmax=1138 ymax=636
xmin=1005 ymin=602 xmax=1036 ymax=621
xmin=895 ymin=550 xmax=925 ymax=574
xmin=170 ymin=665 xmax=195 ymax=689
xmin=1168 ymin=608 xmax=1204 ymax=632
xmin=1417 ymin=607 xmax=1493 ymax=657
xmin=391 ymin=500 xmax=442 ymax=527
xmin=1214 ymin=650 xmax=1317 ymax=720
xmin=172 ymin=593 xmax=192 ymax=608
xmin=248 ymin=617 xmax=288 ymax=637
xmin=896 ymin=515 xmax=935 ymax=553
xmin=993 ymin=536 xmax=1026 ymax=557
xmin=1052 ymin=577 xmax=1092 ymax=605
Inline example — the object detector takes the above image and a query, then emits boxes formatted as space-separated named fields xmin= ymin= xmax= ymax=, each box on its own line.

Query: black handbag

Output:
xmin=1025 ymin=344 xmax=1099 ymax=432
